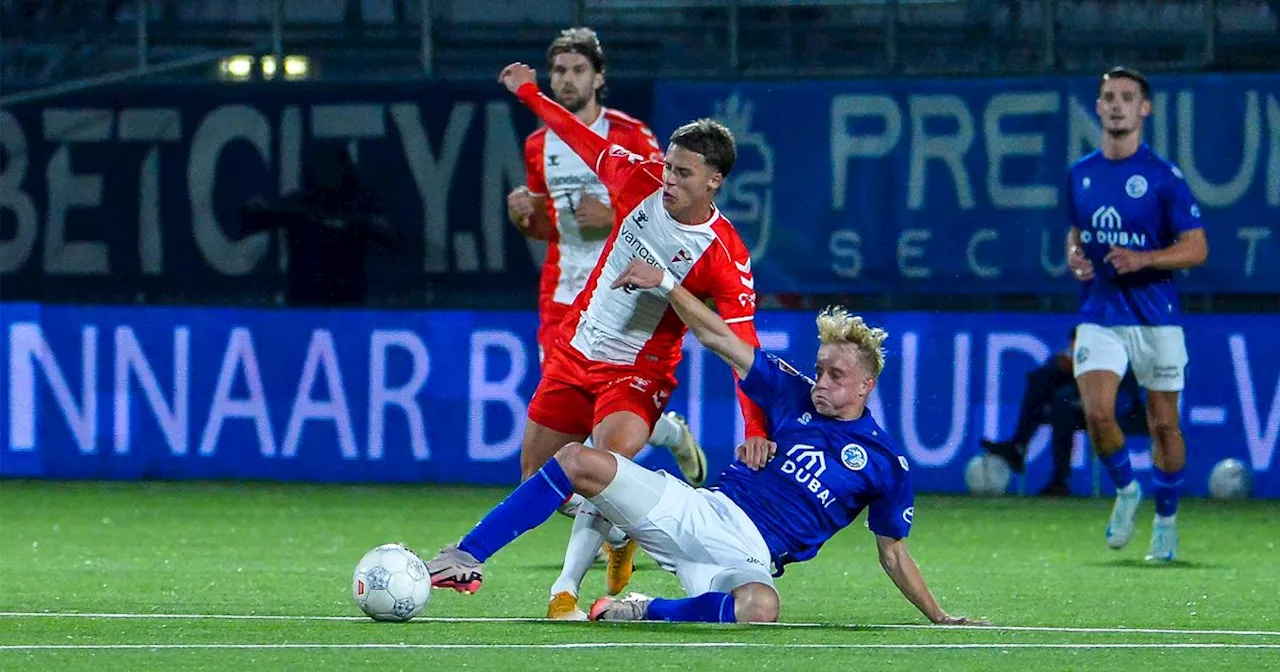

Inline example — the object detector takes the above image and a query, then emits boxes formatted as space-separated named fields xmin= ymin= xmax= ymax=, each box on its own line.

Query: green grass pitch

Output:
xmin=1 ymin=480 xmax=1278 ymax=670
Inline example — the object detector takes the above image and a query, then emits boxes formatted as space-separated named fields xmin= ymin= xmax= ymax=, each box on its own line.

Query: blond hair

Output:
xmin=815 ymin=306 xmax=888 ymax=377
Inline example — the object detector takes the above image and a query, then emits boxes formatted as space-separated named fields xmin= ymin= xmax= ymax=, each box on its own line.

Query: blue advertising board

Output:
xmin=655 ymin=74 xmax=1280 ymax=294
xmin=3 ymin=303 xmax=1277 ymax=498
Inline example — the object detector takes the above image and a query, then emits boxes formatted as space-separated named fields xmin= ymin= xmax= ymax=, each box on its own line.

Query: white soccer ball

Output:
xmin=965 ymin=454 xmax=1012 ymax=496
xmin=352 ymin=543 xmax=431 ymax=622
xmin=1208 ymin=458 xmax=1252 ymax=500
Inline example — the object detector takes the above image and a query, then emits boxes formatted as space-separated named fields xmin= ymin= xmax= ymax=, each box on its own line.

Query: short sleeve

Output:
xmin=1163 ymin=165 xmax=1203 ymax=235
xmin=866 ymin=460 xmax=914 ymax=539
xmin=738 ymin=351 xmax=812 ymax=429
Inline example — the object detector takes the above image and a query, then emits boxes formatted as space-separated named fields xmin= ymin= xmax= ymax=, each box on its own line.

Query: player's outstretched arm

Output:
xmin=874 ymin=534 xmax=988 ymax=626
xmin=611 ymin=259 xmax=755 ymax=378
xmin=499 ymin=62 xmax=614 ymax=185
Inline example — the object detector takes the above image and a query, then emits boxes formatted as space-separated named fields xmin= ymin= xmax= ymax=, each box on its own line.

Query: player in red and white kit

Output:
xmin=490 ymin=61 xmax=773 ymax=620
xmin=507 ymin=30 xmax=707 ymax=487
xmin=504 ymin=29 xmax=711 ymax=601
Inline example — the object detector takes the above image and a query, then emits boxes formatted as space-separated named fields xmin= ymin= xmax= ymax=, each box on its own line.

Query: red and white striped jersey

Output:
xmin=524 ymin=108 xmax=662 ymax=311
xmin=516 ymin=82 xmax=768 ymax=439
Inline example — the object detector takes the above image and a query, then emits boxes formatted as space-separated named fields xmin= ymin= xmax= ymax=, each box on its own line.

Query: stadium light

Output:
xmin=219 ymin=55 xmax=255 ymax=80
xmin=283 ymin=55 xmax=310 ymax=79
xmin=260 ymin=55 xmax=311 ymax=80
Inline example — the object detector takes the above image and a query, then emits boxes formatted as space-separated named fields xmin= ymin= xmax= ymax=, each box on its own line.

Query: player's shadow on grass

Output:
xmin=1089 ymin=558 xmax=1219 ymax=570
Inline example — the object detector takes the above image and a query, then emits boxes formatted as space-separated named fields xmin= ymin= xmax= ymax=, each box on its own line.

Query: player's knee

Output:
xmin=1083 ymin=405 xmax=1117 ymax=431
xmin=1147 ymin=416 xmax=1182 ymax=446
xmin=554 ymin=442 xmax=615 ymax=495
xmin=553 ymin=442 xmax=591 ymax=480
xmin=732 ymin=583 xmax=780 ymax=623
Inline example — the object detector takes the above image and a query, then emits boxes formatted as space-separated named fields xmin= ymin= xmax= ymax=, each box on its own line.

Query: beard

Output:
xmin=559 ymin=92 xmax=588 ymax=113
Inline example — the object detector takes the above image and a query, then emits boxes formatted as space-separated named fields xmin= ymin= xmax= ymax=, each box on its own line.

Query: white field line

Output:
xmin=1 ymin=643 xmax=1279 ymax=651
xmin=0 ymin=611 xmax=1277 ymax=638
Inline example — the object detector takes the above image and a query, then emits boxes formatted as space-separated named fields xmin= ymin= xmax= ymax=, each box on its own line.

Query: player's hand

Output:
xmin=610 ymin=258 xmax=663 ymax=292
xmin=1067 ymin=244 xmax=1095 ymax=281
xmin=933 ymin=613 xmax=992 ymax=626
xmin=498 ymin=63 xmax=536 ymax=93
xmin=507 ymin=187 xmax=536 ymax=229
xmin=736 ymin=436 xmax=777 ymax=471
xmin=1104 ymin=245 xmax=1151 ymax=275
xmin=573 ymin=189 xmax=614 ymax=231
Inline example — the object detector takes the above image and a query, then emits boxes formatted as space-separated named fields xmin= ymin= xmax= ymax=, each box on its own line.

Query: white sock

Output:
xmin=549 ymin=499 xmax=611 ymax=599
xmin=648 ymin=412 xmax=682 ymax=448
xmin=558 ymin=493 xmax=588 ymax=519
xmin=605 ymin=525 xmax=629 ymax=549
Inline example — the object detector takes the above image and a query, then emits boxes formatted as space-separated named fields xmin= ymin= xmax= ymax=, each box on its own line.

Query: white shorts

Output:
xmin=590 ymin=454 xmax=775 ymax=597
xmin=1072 ymin=323 xmax=1188 ymax=392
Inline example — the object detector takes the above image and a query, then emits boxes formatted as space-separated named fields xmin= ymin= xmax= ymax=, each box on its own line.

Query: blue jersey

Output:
xmin=714 ymin=351 xmax=914 ymax=575
xmin=1065 ymin=145 xmax=1202 ymax=326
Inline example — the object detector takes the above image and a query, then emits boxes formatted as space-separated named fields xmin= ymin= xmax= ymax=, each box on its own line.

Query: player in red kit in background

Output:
xmin=504 ymin=29 xmax=712 ymax=616
xmin=436 ymin=60 xmax=773 ymax=620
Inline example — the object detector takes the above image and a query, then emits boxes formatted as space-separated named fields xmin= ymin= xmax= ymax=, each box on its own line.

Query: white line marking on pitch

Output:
xmin=1 ymin=643 xmax=1279 ymax=652
xmin=0 ymin=612 xmax=1277 ymax=638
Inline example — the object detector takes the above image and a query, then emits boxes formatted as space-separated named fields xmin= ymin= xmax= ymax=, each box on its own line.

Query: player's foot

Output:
xmin=1106 ymin=481 xmax=1143 ymax=549
xmin=659 ymin=411 xmax=708 ymax=486
xmin=426 ymin=543 xmax=484 ymax=594
xmin=589 ymin=592 xmax=653 ymax=621
xmin=1145 ymin=514 xmax=1178 ymax=562
xmin=606 ymin=537 xmax=639 ymax=596
xmin=547 ymin=591 xmax=587 ymax=621
xmin=980 ymin=439 xmax=1025 ymax=473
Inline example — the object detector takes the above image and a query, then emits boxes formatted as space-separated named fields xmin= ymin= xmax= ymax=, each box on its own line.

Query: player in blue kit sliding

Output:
xmin=427 ymin=257 xmax=982 ymax=625
xmin=1065 ymin=67 xmax=1209 ymax=562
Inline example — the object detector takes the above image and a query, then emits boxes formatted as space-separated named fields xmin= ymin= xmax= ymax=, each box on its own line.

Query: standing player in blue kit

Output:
xmin=1064 ymin=67 xmax=1209 ymax=562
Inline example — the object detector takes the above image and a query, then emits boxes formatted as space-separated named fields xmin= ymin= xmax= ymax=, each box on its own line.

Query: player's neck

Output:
xmin=574 ymin=102 xmax=603 ymax=127
xmin=668 ymin=201 xmax=716 ymax=227
xmin=1101 ymin=131 xmax=1142 ymax=161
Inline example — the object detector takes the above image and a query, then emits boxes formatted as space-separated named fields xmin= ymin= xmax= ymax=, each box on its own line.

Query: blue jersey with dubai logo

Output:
xmin=1065 ymin=144 xmax=1203 ymax=326
xmin=713 ymin=351 xmax=914 ymax=576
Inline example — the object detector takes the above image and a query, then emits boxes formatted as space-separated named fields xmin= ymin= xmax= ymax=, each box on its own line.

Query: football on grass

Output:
xmin=352 ymin=543 xmax=431 ymax=622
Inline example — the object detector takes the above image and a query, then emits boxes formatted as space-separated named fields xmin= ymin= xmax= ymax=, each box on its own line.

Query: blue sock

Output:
xmin=647 ymin=592 xmax=737 ymax=623
xmin=457 ymin=459 xmax=573 ymax=563
xmin=1153 ymin=466 xmax=1184 ymax=517
xmin=1100 ymin=448 xmax=1134 ymax=490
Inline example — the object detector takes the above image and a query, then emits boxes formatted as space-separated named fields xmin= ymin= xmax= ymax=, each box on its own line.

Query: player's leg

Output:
xmin=647 ymin=411 xmax=708 ymax=486
xmin=426 ymin=441 xmax=636 ymax=594
xmin=591 ymin=541 xmax=778 ymax=623
xmin=1145 ymin=390 xmax=1184 ymax=561
xmin=590 ymin=581 xmax=779 ymax=624
xmin=1073 ymin=324 xmax=1140 ymax=548
xmin=1132 ymin=326 xmax=1189 ymax=562
xmin=547 ymin=409 xmax=653 ymax=615
xmin=521 ymin=361 xmax=594 ymax=481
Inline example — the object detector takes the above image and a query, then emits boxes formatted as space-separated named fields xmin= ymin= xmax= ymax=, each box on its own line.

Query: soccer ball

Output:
xmin=965 ymin=454 xmax=1012 ymax=496
xmin=1208 ymin=458 xmax=1252 ymax=500
xmin=352 ymin=543 xmax=431 ymax=622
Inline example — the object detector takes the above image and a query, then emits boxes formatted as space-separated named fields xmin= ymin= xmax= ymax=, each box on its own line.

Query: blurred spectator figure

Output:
xmin=982 ymin=326 xmax=1148 ymax=497
xmin=238 ymin=144 xmax=406 ymax=307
